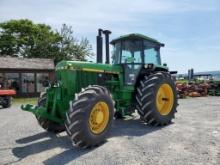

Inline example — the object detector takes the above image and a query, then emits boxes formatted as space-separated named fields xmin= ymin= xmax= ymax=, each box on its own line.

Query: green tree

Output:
xmin=57 ymin=24 xmax=93 ymax=62
xmin=0 ymin=19 xmax=61 ymax=58
xmin=0 ymin=19 xmax=94 ymax=62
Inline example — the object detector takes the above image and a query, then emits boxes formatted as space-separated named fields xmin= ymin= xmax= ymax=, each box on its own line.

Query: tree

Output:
xmin=0 ymin=19 xmax=61 ymax=58
xmin=0 ymin=19 xmax=94 ymax=62
xmin=57 ymin=24 xmax=93 ymax=62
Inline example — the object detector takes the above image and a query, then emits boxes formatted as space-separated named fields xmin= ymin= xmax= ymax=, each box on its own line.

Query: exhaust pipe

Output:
xmin=96 ymin=29 xmax=112 ymax=64
xmin=96 ymin=29 xmax=103 ymax=63
xmin=103 ymin=30 xmax=111 ymax=64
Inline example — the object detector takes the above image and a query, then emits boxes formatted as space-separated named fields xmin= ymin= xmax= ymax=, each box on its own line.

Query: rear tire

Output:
xmin=65 ymin=85 xmax=114 ymax=148
xmin=135 ymin=72 xmax=178 ymax=126
xmin=37 ymin=93 xmax=65 ymax=133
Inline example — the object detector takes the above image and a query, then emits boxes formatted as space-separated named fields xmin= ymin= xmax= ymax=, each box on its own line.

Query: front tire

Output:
xmin=65 ymin=85 xmax=114 ymax=148
xmin=136 ymin=72 xmax=178 ymax=126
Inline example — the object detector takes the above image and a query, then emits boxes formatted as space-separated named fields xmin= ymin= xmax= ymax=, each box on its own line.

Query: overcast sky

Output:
xmin=0 ymin=0 xmax=220 ymax=73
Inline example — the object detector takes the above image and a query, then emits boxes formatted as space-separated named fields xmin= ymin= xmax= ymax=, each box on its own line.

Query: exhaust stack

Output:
xmin=96 ymin=29 xmax=103 ymax=63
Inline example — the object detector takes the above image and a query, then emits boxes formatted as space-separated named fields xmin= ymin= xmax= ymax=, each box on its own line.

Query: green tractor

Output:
xmin=22 ymin=29 xmax=178 ymax=148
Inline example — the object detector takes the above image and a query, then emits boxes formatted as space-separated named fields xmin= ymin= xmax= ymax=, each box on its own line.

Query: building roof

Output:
xmin=110 ymin=33 xmax=164 ymax=46
xmin=0 ymin=57 xmax=54 ymax=70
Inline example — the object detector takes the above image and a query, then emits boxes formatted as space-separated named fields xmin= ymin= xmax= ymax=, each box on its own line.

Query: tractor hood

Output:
xmin=56 ymin=60 xmax=122 ymax=74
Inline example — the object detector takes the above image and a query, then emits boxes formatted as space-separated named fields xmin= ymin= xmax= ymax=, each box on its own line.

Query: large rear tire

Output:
xmin=37 ymin=93 xmax=65 ymax=133
xmin=65 ymin=85 xmax=114 ymax=148
xmin=135 ymin=72 xmax=178 ymax=126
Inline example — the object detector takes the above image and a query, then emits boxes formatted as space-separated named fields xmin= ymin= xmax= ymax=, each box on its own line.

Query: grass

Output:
xmin=13 ymin=97 xmax=38 ymax=105
xmin=176 ymin=80 xmax=189 ymax=84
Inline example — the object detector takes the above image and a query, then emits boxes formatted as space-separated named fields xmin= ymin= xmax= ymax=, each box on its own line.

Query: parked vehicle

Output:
xmin=22 ymin=29 xmax=178 ymax=148
xmin=0 ymin=87 xmax=16 ymax=108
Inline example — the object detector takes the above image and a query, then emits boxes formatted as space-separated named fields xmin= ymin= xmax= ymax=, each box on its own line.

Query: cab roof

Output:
xmin=110 ymin=33 xmax=164 ymax=46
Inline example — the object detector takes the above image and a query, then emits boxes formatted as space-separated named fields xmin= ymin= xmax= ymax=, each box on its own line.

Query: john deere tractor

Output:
xmin=22 ymin=29 xmax=178 ymax=148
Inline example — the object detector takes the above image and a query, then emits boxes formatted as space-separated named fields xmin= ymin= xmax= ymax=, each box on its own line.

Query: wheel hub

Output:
xmin=89 ymin=101 xmax=109 ymax=134
xmin=96 ymin=111 xmax=104 ymax=124
xmin=156 ymin=83 xmax=174 ymax=115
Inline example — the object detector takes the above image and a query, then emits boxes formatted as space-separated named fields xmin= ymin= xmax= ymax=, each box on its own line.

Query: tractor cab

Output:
xmin=110 ymin=34 xmax=165 ymax=85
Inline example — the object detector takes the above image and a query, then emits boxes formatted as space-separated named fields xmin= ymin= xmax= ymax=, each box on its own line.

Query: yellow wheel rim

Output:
xmin=156 ymin=83 xmax=174 ymax=115
xmin=89 ymin=101 xmax=109 ymax=134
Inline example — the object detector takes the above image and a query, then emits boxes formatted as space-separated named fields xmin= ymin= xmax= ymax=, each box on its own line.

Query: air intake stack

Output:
xmin=103 ymin=30 xmax=112 ymax=64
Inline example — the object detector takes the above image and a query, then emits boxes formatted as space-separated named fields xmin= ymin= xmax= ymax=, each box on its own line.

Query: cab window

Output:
xmin=112 ymin=42 xmax=121 ymax=64
xmin=144 ymin=41 xmax=161 ymax=65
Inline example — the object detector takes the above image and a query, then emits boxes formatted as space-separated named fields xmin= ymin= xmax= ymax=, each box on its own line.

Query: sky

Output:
xmin=0 ymin=0 xmax=220 ymax=74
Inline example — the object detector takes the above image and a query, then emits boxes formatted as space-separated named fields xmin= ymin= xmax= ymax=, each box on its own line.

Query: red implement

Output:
xmin=0 ymin=90 xmax=16 ymax=96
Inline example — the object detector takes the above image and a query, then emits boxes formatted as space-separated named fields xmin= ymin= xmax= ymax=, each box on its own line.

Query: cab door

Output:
xmin=120 ymin=40 xmax=143 ymax=85
xmin=122 ymin=64 xmax=142 ymax=85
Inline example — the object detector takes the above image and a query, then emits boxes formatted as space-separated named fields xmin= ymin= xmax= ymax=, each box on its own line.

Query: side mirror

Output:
xmin=163 ymin=63 xmax=167 ymax=67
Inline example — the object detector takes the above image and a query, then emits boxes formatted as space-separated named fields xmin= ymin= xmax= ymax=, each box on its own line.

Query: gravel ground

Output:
xmin=0 ymin=97 xmax=220 ymax=165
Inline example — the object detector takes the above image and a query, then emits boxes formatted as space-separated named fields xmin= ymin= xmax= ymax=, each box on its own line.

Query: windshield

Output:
xmin=113 ymin=40 xmax=143 ymax=64
xmin=112 ymin=40 xmax=161 ymax=65
xmin=121 ymin=40 xmax=142 ymax=63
